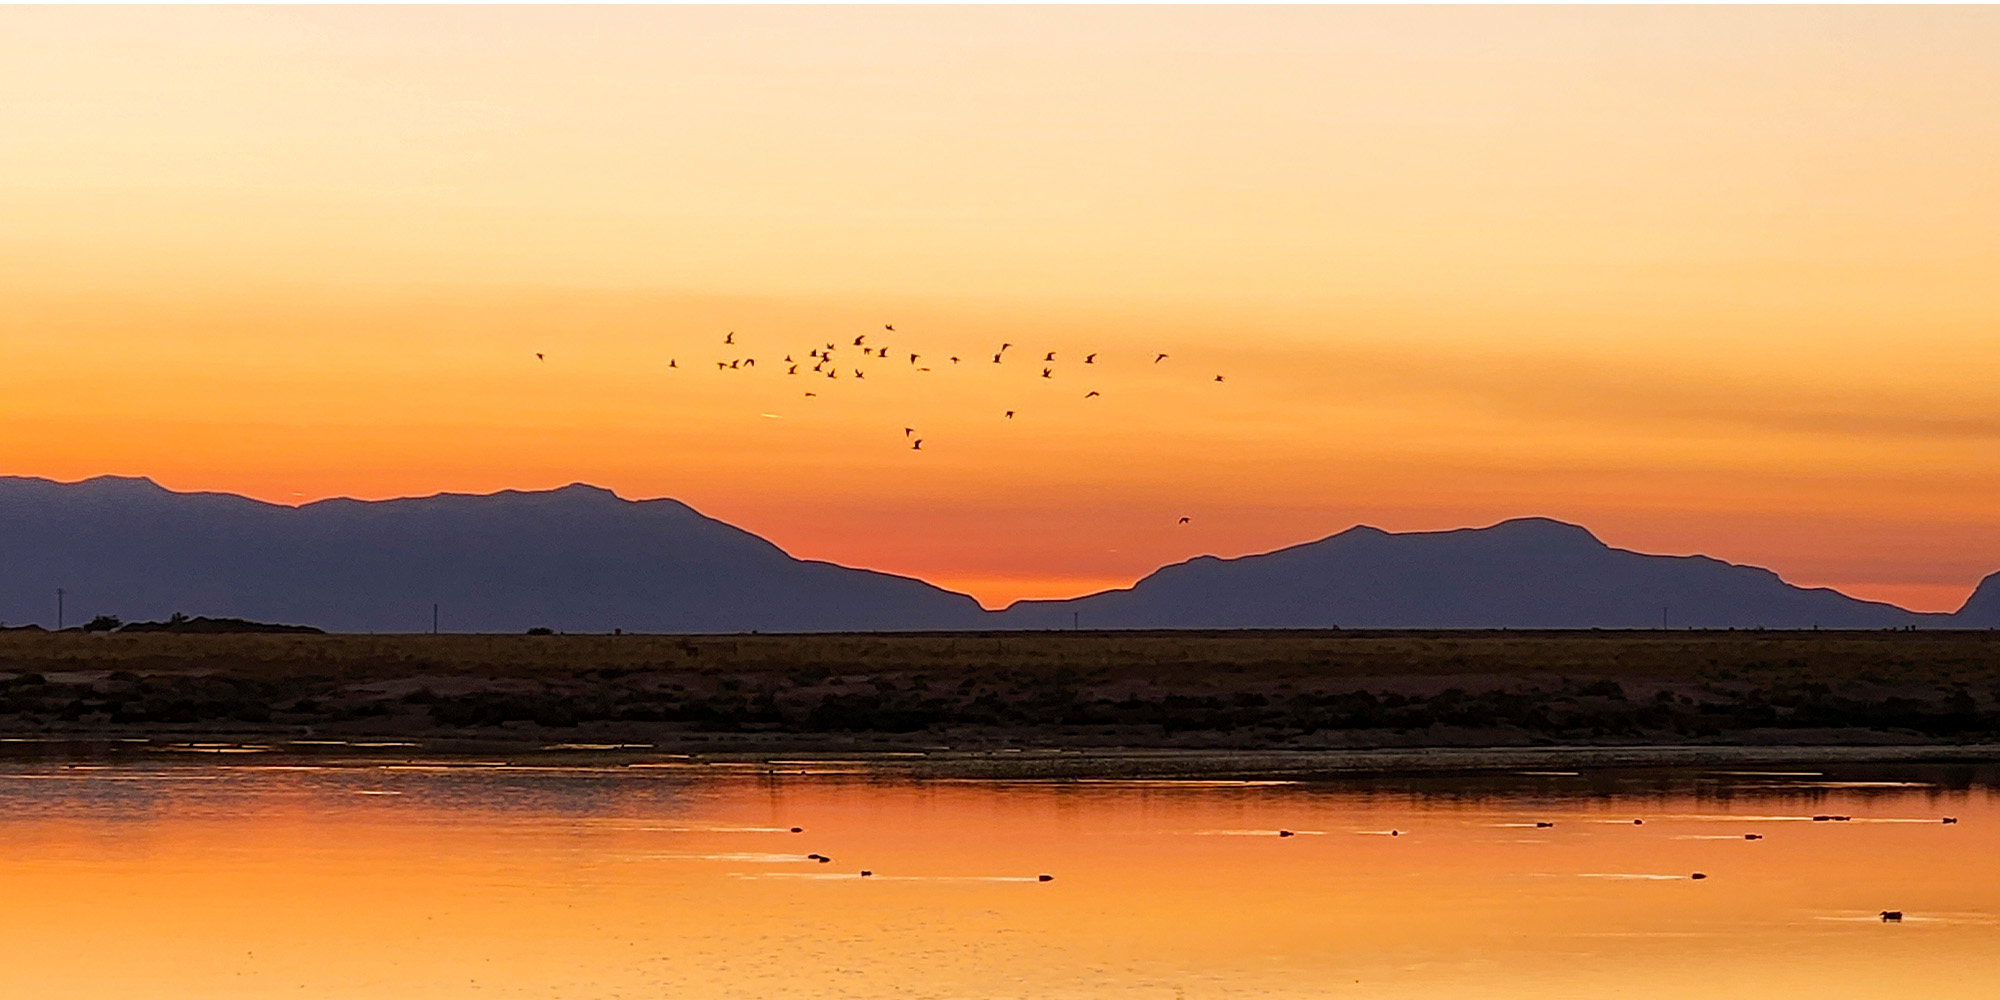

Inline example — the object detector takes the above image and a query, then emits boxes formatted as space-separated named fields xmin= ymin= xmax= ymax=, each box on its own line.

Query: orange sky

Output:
xmin=4 ymin=6 xmax=2000 ymax=609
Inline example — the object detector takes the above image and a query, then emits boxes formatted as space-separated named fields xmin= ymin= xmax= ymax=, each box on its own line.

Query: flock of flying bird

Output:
xmin=538 ymin=324 xmax=1226 ymax=459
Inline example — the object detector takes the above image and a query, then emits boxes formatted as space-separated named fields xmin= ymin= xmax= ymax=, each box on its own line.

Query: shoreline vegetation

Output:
xmin=0 ymin=631 xmax=1997 ymax=768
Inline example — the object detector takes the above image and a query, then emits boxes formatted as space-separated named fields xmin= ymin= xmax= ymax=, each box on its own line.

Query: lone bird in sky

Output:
xmin=1084 ymin=391 xmax=1100 ymax=398
xmin=1154 ymin=353 xmax=1168 ymax=363
xmin=909 ymin=353 xmax=920 ymax=364
xmin=667 ymin=359 xmax=677 ymax=368
xmin=992 ymin=353 xmax=1003 ymax=363
xmin=535 ymin=353 xmax=544 ymax=361
xmin=885 ymin=324 xmax=895 ymax=332
xmin=912 ymin=439 xmax=922 ymax=451
xmin=724 ymin=332 xmax=734 ymax=345
xmin=804 ymin=391 xmax=816 ymax=397
xmin=1000 ymin=342 xmax=1012 ymax=352
xmin=904 ymin=427 xmax=915 ymax=437
xmin=949 ymin=356 xmax=960 ymax=364
xmin=1041 ymin=368 xmax=1052 ymax=378
xmin=1214 ymin=375 xmax=1225 ymax=382
xmin=1004 ymin=410 xmax=1014 ymax=419
xmin=787 ymin=365 xmax=798 ymax=375
xmin=854 ymin=335 xmax=866 ymax=346
xmin=1044 ymin=351 xmax=1056 ymax=362
xmin=1178 ymin=516 xmax=1190 ymax=524
xmin=1084 ymin=353 xmax=1096 ymax=364
xmin=855 ymin=370 xmax=866 ymax=380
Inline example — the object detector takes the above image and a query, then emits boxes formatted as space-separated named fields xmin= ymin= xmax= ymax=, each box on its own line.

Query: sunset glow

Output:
xmin=6 ymin=7 xmax=2000 ymax=608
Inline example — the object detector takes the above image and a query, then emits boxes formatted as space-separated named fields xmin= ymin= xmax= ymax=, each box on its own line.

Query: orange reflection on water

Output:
xmin=0 ymin=763 xmax=1993 ymax=999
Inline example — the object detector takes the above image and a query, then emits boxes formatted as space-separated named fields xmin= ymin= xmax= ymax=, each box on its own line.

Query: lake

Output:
xmin=0 ymin=749 xmax=1992 ymax=999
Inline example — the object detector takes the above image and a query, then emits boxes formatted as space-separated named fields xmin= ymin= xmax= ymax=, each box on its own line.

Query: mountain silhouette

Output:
xmin=1954 ymin=571 xmax=2000 ymax=627
xmin=0 ymin=476 xmax=985 ymax=633
xmin=997 ymin=517 xmax=1971 ymax=630
xmin=3 ymin=477 xmax=1993 ymax=632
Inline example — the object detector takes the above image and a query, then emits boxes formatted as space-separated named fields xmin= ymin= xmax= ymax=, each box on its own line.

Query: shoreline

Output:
xmin=4 ymin=736 xmax=1999 ymax=780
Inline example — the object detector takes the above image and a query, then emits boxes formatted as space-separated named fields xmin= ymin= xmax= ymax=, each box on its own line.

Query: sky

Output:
xmin=4 ymin=6 xmax=2000 ymax=610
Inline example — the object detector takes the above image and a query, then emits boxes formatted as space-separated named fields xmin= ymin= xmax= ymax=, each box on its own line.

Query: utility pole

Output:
xmin=1073 ymin=611 xmax=1080 ymax=631
xmin=1662 ymin=605 xmax=1669 ymax=630
xmin=56 ymin=588 xmax=65 ymax=630
xmin=432 ymin=603 xmax=439 ymax=635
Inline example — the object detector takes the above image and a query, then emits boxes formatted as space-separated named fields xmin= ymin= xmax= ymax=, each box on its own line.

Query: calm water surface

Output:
xmin=0 ymin=754 xmax=1993 ymax=999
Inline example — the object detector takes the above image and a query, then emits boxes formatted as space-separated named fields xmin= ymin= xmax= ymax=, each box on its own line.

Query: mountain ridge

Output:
xmin=2 ymin=475 xmax=1991 ymax=631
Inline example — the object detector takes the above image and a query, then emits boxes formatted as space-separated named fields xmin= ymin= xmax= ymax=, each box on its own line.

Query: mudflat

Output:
xmin=1 ymin=630 xmax=1997 ymax=759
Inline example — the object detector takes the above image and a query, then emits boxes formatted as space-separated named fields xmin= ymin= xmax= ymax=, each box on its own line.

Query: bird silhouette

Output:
xmin=1000 ymin=342 xmax=1012 ymax=351
xmin=912 ymin=439 xmax=922 ymax=450
xmin=804 ymin=391 xmax=817 ymax=397
xmin=1177 ymin=516 xmax=1190 ymax=524
xmin=1040 ymin=368 xmax=1052 ymax=378
xmin=1084 ymin=353 xmax=1096 ymax=364
xmin=854 ymin=335 xmax=866 ymax=346
xmin=716 ymin=361 xmax=727 ymax=370
xmin=949 ymin=356 xmax=961 ymax=364
xmin=729 ymin=360 xmax=740 ymax=369
xmin=855 ymin=370 xmax=866 ymax=380
xmin=1154 ymin=353 xmax=1168 ymax=363
xmin=724 ymin=332 xmax=734 ymax=345
xmin=1004 ymin=410 xmax=1014 ymax=419
xmin=787 ymin=365 xmax=798 ymax=375
xmin=535 ymin=353 xmax=544 ymax=361
xmin=667 ymin=359 xmax=677 ymax=368
xmin=1084 ymin=391 xmax=1100 ymax=398
xmin=904 ymin=427 xmax=915 ymax=437
xmin=909 ymin=353 xmax=919 ymax=364
xmin=744 ymin=358 xmax=755 ymax=367
xmin=992 ymin=353 xmax=1003 ymax=363
xmin=1044 ymin=351 xmax=1056 ymax=362
xmin=884 ymin=324 xmax=894 ymax=332
xmin=784 ymin=354 xmax=794 ymax=363
xmin=1214 ymin=375 xmax=1224 ymax=382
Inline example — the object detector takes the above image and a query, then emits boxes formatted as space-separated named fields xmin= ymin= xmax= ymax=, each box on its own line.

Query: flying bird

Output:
xmin=744 ymin=358 xmax=755 ymax=367
xmin=716 ymin=361 xmax=727 ymax=370
xmin=1178 ymin=516 xmax=1190 ymax=524
xmin=1000 ymin=342 xmax=1012 ymax=351
xmin=1084 ymin=353 xmax=1096 ymax=364
xmin=535 ymin=353 xmax=544 ymax=361
xmin=1044 ymin=351 xmax=1056 ymax=362
xmin=909 ymin=353 xmax=919 ymax=364
xmin=1004 ymin=410 xmax=1014 ymax=419
xmin=992 ymin=353 xmax=1003 ymax=363
xmin=885 ymin=324 xmax=895 ymax=332
xmin=911 ymin=439 xmax=922 ymax=450
xmin=1084 ymin=391 xmax=1100 ymax=398
xmin=855 ymin=369 xmax=866 ymax=380
xmin=667 ymin=359 xmax=677 ymax=368
xmin=784 ymin=354 xmax=794 ymax=363
xmin=854 ymin=335 xmax=866 ymax=347
xmin=787 ymin=365 xmax=798 ymax=375
xmin=804 ymin=391 xmax=817 ymax=397
xmin=1041 ymin=368 xmax=1052 ymax=378
xmin=949 ymin=356 xmax=960 ymax=364
xmin=1154 ymin=353 xmax=1168 ymax=363
xmin=724 ymin=332 xmax=734 ymax=345
xmin=1214 ymin=375 xmax=1224 ymax=382
xmin=904 ymin=427 xmax=915 ymax=437
xmin=729 ymin=360 xmax=740 ymax=369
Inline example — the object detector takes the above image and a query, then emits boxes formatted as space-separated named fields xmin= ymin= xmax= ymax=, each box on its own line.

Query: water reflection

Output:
xmin=0 ymin=758 xmax=1992 ymax=999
